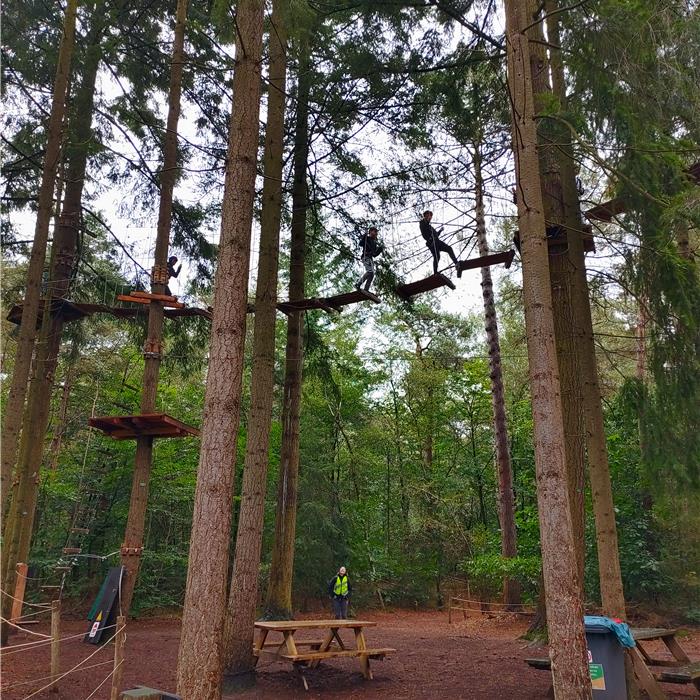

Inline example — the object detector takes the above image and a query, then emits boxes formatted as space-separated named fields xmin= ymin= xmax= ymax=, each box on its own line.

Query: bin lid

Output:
xmin=583 ymin=615 xmax=636 ymax=647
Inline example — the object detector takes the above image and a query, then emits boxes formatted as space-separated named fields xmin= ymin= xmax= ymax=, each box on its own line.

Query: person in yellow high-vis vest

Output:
xmin=327 ymin=566 xmax=352 ymax=619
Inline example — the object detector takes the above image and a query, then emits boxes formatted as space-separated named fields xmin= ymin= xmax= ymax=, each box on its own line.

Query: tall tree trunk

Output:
xmin=119 ymin=0 xmax=189 ymax=616
xmin=544 ymin=0 xmax=628 ymax=622
xmin=48 ymin=338 xmax=80 ymax=470
xmin=222 ymin=0 xmax=288 ymax=676
xmin=474 ymin=148 xmax=520 ymax=607
xmin=1 ymin=24 xmax=97 ymax=643
xmin=527 ymin=1 xmax=586 ymax=594
xmin=176 ymin=1 xmax=264 ymax=697
xmin=0 ymin=0 xmax=78 ymax=518
xmin=503 ymin=3 xmax=591 ymax=697
xmin=264 ymin=30 xmax=312 ymax=620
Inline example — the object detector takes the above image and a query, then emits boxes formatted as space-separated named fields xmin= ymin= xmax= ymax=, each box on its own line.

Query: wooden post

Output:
xmin=50 ymin=599 xmax=60 ymax=692
xmin=110 ymin=616 xmax=126 ymax=700
xmin=10 ymin=562 xmax=28 ymax=622
xmin=448 ymin=596 xmax=452 ymax=624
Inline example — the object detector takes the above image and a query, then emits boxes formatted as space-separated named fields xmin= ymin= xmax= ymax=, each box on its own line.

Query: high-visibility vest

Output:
xmin=333 ymin=575 xmax=349 ymax=596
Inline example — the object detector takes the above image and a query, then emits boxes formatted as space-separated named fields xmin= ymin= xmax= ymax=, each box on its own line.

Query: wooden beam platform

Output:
xmin=6 ymin=298 xmax=90 ymax=327
xmin=89 ymin=413 xmax=200 ymax=440
xmin=277 ymin=289 xmax=380 ymax=315
xmin=586 ymin=161 xmax=700 ymax=223
xmin=395 ymin=273 xmax=455 ymax=301
xmin=457 ymin=249 xmax=515 ymax=273
xmin=586 ymin=196 xmax=627 ymax=223
xmin=325 ymin=288 xmax=381 ymax=309
xmin=117 ymin=292 xmax=185 ymax=309
xmin=277 ymin=297 xmax=335 ymax=314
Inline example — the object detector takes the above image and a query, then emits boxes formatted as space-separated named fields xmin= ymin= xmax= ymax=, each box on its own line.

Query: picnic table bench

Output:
xmin=525 ymin=627 xmax=696 ymax=699
xmin=253 ymin=619 xmax=395 ymax=689
xmin=632 ymin=628 xmax=690 ymax=667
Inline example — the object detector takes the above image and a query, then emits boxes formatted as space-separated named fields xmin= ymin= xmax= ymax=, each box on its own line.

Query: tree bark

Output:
xmin=1 ymin=23 xmax=97 ymax=643
xmin=119 ymin=0 xmax=189 ymax=616
xmin=48 ymin=338 xmax=79 ymax=470
xmin=264 ymin=30 xmax=312 ymax=620
xmin=474 ymin=149 xmax=520 ymax=607
xmin=0 ymin=0 xmax=78 ymax=518
xmin=503 ymin=3 xmax=591 ymax=697
xmin=176 ymin=1 xmax=264 ymax=697
xmin=527 ymin=0 xmax=585 ymax=594
xmin=544 ymin=0 xmax=628 ymax=622
xmin=222 ymin=0 xmax=288 ymax=676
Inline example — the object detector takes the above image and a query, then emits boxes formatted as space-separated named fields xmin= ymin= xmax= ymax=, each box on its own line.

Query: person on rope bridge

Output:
xmin=328 ymin=565 xmax=352 ymax=619
xmin=420 ymin=210 xmax=462 ymax=277
xmin=165 ymin=255 xmax=182 ymax=296
xmin=355 ymin=226 xmax=383 ymax=291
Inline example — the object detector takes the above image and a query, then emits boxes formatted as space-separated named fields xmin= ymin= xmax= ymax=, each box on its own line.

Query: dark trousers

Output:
xmin=428 ymin=238 xmax=458 ymax=273
xmin=332 ymin=596 xmax=349 ymax=619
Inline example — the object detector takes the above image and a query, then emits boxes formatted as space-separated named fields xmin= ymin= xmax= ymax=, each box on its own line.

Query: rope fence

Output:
xmin=19 ymin=624 xmax=124 ymax=700
xmin=1 ymin=624 xmax=116 ymax=657
xmin=0 ymin=616 xmax=51 ymax=638
xmin=448 ymin=595 xmax=536 ymax=623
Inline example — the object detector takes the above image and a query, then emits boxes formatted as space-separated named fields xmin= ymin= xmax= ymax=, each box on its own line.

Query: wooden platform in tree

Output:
xmin=513 ymin=226 xmax=596 ymax=253
xmin=6 ymin=298 xmax=90 ymax=327
xmin=395 ymin=273 xmax=455 ymax=301
xmin=117 ymin=291 xmax=185 ymax=308
xmin=89 ymin=413 xmax=200 ymax=440
xmin=586 ymin=161 xmax=700 ymax=223
xmin=277 ymin=289 xmax=380 ymax=315
xmin=457 ymin=249 xmax=515 ymax=273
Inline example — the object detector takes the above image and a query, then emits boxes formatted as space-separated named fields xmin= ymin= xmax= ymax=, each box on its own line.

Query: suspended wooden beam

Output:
xmin=325 ymin=288 xmax=381 ymax=309
xmin=586 ymin=161 xmax=700 ymax=223
xmin=5 ymin=298 xmax=89 ymax=327
xmin=277 ymin=288 xmax=380 ymax=315
xmin=89 ymin=413 xmax=200 ymax=440
xmin=585 ymin=197 xmax=627 ymax=223
xmin=395 ymin=272 xmax=455 ymax=301
xmin=457 ymin=249 xmax=516 ymax=274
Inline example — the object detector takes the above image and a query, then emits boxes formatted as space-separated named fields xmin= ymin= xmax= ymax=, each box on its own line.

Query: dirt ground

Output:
xmin=2 ymin=610 xmax=699 ymax=699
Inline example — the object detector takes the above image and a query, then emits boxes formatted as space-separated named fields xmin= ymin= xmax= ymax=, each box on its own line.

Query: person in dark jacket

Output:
xmin=328 ymin=566 xmax=351 ymax=619
xmin=165 ymin=255 xmax=182 ymax=296
xmin=419 ymin=211 xmax=461 ymax=277
xmin=355 ymin=227 xmax=383 ymax=291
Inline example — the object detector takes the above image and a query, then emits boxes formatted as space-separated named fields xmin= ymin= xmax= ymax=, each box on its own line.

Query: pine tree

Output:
xmin=223 ymin=0 xmax=289 ymax=675
xmin=176 ymin=0 xmax=265 ymax=696
xmin=119 ymin=0 xmax=189 ymax=616
xmin=0 ymin=0 xmax=78 ymax=517
xmin=503 ymin=2 xmax=591 ymax=696
xmin=264 ymin=24 xmax=313 ymax=619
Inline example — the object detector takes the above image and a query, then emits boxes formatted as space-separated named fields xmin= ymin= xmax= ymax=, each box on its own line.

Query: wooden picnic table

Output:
xmin=253 ymin=619 xmax=395 ymax=689
xmin=526 ymin=627 xmax=694 ymax=700
xmin=631 ymin=628 xmax=691 ymax=667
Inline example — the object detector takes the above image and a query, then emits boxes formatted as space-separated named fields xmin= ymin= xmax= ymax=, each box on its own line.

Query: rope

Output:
xmin=7 ymin=606 xmax=52 ymax=622
xmin=82 ymin=659 xmax=123 ymax=700
xmin=0 ymin=588 xmax=52 ymax=608
xmin=20 ymin=624 xmax=124 ymax=700
xmin=1 ymin=660 xmax=112 ymax=691
xmin=1 ymin=625 xmax=116 ymax=656
xmin=450 ymin=596 xmax=535 ymax=611
xmin=0 ymin=617 xmax=51 ymax=638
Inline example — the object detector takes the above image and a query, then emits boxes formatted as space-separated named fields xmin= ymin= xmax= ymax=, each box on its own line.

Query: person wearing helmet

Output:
xmin=327 ymin=565 xmax=351 ymax=619
xmin=165 ymin=255 xmax=182 ymax=296
xmin=420 ymin=210 xmax=461 ymax=277
xmin=355 ymin=226 xmax=383 ymax=291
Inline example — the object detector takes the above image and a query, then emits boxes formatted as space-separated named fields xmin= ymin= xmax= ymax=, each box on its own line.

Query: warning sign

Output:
xmin=589 ymin=663 xmax=606 ymax=690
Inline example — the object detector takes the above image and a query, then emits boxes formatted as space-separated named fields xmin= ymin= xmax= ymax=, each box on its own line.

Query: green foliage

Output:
xmin=459 ymin=554 xmax=541 ymax=602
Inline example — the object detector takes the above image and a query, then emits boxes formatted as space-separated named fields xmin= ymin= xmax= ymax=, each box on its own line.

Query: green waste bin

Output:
xmin=585 ymin=620 xmax=627 ymax=696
